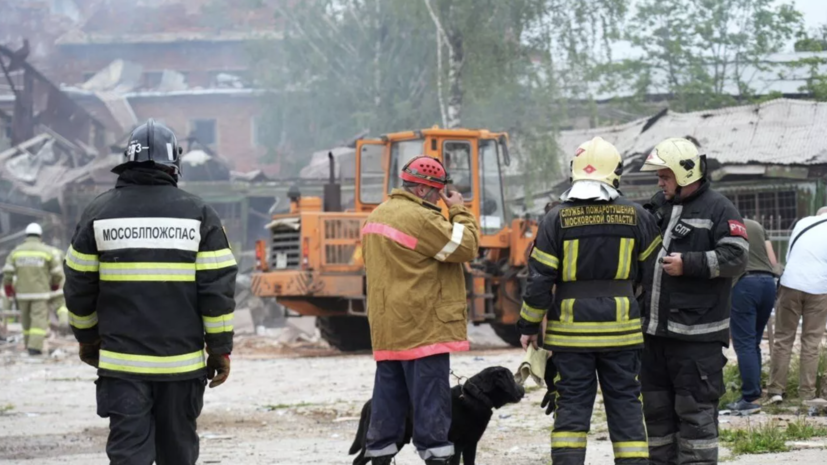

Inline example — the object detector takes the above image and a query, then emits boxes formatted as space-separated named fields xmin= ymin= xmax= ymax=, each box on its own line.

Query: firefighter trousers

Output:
xmin=641 ymin=335 xmax=727 ymax=465
xmin=19 ymin=299 xmax=48 ymax=352
xmin=96 ymin=376 xmax=206 ymax=465
xmin=550 ymin=350 xmax=648 ymax=465
xmin=366 ymin=353 xmax=453 ymax=461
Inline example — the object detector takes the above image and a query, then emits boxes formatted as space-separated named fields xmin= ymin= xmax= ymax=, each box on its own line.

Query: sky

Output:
xmin=796 ymin=0 xmax=827 ymax=33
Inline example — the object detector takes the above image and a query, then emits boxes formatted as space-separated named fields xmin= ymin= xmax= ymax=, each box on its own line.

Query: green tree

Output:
xmin=792 ymin=25 xmax=827 ymax=101
xmin=601 ymin=0 xmax=803 ymax=112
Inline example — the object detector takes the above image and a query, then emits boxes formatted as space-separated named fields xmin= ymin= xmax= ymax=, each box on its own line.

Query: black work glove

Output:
xmin=206 ymin=354 xmax=231 ymax=388
xmin=79 ymin=340 xmax=101 ymax=368
xmin=541 ymin=390 xmax=556 ymax=415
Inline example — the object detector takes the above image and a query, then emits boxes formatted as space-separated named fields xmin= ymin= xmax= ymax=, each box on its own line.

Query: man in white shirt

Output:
xmin=768 ymin=207 xmax=827 ymax=403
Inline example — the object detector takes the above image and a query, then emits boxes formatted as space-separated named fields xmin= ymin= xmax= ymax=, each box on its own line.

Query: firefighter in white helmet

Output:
xmin=518 ymin=137 xmax=662 ymax=465
xmin=638 ymin=138 xmax=747 ymax=464
xmin=2 ymin=223 xmax=64 ymax=355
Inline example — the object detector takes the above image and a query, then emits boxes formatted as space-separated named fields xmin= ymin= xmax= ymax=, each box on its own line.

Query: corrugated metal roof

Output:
xmin=556 ymin=98 xmax=827 ymax=166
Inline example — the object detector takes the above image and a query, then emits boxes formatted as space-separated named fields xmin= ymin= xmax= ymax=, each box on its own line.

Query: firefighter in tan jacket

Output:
xmin=2 ymin=223 xmax=64 ymax=355
xmin=361 ymin=156 xmax=479 ymax=465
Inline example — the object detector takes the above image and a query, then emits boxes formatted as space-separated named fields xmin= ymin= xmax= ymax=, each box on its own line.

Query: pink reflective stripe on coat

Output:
xmin=362 ymin=223 xmax=418 ymax=250
xmin=373 ymin=340 xmax=470 ymax=361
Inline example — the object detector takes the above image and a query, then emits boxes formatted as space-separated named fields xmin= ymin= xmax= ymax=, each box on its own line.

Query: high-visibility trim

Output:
xmin=13 ymin=250 xmax=52 ymax=260
xmin=15 ymin=292 xmax=53 ymax=300
xmin=57 ymin=306 xmax=69 ymax=317
xmin=434 ymin=223 xmax=466 ymax=261
xmin=373 ymin=340 xmax=469 ymax=361
xmin=25 ymin=327 xmax=47 ymax=336
xmin=549 ymin=318 xmax=641 ymax=334
xmin=648 ymin=434 xmax=675 ymax=447
xmin=679 ymin=437 xmax=718 ymax=450
xmin=615 ymin=297 xmax=630 ymax=322
xmin=668 ymin=318 xmax=729 ymax=336
xmin=365 ymin=443 xmax=399 ymax=458
xmin=559 ymin=298 xmax=575 ymax=324
xmin=418 ymin=444 xmax=455 ymax=460
xmin=361 ymin=222 xmax=418 ymax=250
xmin=203 ymin=313 xmax=234 ymax=334
xmin=639 ymin=235 xmax=663 ymax=261
xmin=99 ymin=262 xmax=196 ymax=282
xmin=195 ymin=249 xmax=237 ymax=271
xmin=69 ymin=310 xmax=98 ymax=329
xmin=613 ymin=441 xmax=649 ymax=459
xmin=99 ymin=349 xmax=206 ymax=375
xmin=718 ymin=236 xmax=749 ymax=252
xmin=66 ymin=246 xmax=100 ymax=272
xmin=615 ymin=238 xmax=634 ymax=279
xmin=530 ymin=247 xmax=559 ymax=269
xmin=562 ymin=240 xmax=579 ymax=282
xmin=520 ymin=302 xmax=546 ymax=323
xmin=683 ymin=218 xmax=713 ymax=229
xmin=545 ymin=332 xmax=644 ymax=348
xmin=551 ymin=431 xmax=587 ymax=449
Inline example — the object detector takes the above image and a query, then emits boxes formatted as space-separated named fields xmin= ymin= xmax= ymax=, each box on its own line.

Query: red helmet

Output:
xmin=400 ymin=156 xmax=448 ymax=189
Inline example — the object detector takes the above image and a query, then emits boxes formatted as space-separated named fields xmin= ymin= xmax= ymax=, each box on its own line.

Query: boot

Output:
xmin=371 ymin=457 xmax=393 ymax=465
xmin=27 ymin=348 xmax=42 ymax=356
xmin=425 ymin=459 xmax=451 ymax=465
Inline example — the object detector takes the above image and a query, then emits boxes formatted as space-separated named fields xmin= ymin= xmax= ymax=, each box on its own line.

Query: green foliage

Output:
xmin=606 ymin=0 xmax=803 ymax=112
xmin=785 ymin=418 xmax=827 ymax=441
xmin=720 ymin=421 xmax=789 ymax=455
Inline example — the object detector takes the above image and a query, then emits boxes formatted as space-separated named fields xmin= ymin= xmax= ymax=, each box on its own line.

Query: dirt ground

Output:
xmin=0 ymin=322 xmax=825 ymax=465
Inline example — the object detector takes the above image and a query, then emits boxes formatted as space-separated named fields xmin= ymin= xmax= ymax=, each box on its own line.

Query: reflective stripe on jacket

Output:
xmin=362 ymin=189 xmax=479 ymax=360
xmin=63 ymin=168 xmax=238 ymax=381
xmin=3 ymin=238 xmax=63 ymax=300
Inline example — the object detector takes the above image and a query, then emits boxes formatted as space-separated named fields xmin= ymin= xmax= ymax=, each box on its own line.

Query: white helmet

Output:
xmin=25 ymin=223 xmax=42 ymax=237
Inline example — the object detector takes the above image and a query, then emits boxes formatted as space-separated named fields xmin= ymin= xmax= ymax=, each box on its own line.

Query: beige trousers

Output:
xmin=768 ymin=286 xmax=827 ymax=400
xmin=20 ymin=299 xmax=49 ymax=352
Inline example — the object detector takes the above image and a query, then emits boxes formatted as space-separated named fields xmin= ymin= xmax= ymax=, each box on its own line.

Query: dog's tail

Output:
xmin=349 ymin=400 xmax=371 ymax=455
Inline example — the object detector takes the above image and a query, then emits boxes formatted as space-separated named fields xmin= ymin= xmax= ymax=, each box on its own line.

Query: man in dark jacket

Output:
xmin=64 ymin=119 xmax=237 ymax=465
xmin=519 ymin=137 xmax=662 ymax=465
xmin=639 ymin=138 xmax=748 ymax=464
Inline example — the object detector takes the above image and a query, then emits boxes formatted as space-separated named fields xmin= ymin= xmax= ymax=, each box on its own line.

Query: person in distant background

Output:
xmin=767 ymin=207 xmax=827 ymax=405
xmin=727 ymin=218 xmax=778 ymax=414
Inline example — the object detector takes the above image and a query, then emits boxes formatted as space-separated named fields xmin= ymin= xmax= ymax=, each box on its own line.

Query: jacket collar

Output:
xmin=24 ymin=237 xmax=41 ymax=244
xmin=116 ymin=167 xmax=178 ymax=188
xmin=672 ymin=179 xmax=710 ymax=205
xmin=390 ymin=188 xmax=442 ymax=212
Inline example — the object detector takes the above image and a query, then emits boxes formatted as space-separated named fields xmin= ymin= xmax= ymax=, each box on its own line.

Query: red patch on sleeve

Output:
xmin=728 ymin=220 xmax=748 ymax=239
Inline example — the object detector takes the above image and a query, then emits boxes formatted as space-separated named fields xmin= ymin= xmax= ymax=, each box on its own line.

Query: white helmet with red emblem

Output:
xmin=570 ymin=136 xmax=623 ymax=188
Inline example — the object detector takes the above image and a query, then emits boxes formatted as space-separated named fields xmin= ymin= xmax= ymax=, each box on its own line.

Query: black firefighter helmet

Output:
xmin=113 ymin=119 xmax=183 ymax=176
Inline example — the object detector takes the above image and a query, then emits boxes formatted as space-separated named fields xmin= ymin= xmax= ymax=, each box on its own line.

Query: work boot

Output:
xmin=370 ymin=457 xmax=393 ymax=465
xmin=27 ymin=348 xmax=42 ymax=356
xmin=425 ymin=459 xmax=452 ymax=465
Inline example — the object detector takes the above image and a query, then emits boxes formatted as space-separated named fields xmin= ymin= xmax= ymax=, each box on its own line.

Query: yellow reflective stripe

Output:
xmin=615 ymin=297 xmax=630 ymax=322
xmin=530 ymin=247 xmax=559 ymax=269
xmin=69 ymin=310 xmax=98 ymax=329
xmin=99 ymin=262 xmax=195 ymax=282
xmin=99 ymin=350 xmax=206 ymax=375
xmin=66 ymin=245 xmax=99 ymax=272
xmin=549 ymin=318 xmax=641 ymax=334
xmin=13 ymin=250 xmax=51 ymax=259
xmin=520 ymin=302 xmax=546 ymax=323
xmin=562 ymin=240 xmax=579 ymax=282
xmin=203 ymin=313 xmax=234 ymax=334
xmin=57 ymin=306 xmax=69 ymax=316
xmin=615 ymin=238 xmax=634 ymax=279
xmin=545 ymin=332 xmax=644 ymax=348
xmin=559 ymin=298 xmax=575 ymax=324
xmin=195 ymin=249 xmax=237 ymax=271
xmin=639 ymin=235 xmax=663 ymax=261
xmin=25 ymin=327 xmax=47 ymax=336
xmin=613 ymin=441 xmax=649 ymax=458
xmin=552 ymin=431 xmax=587 ymax=449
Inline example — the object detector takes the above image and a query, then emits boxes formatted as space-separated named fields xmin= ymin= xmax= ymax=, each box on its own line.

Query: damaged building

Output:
xmin=524 ymin=98 xmax=827 ymax=257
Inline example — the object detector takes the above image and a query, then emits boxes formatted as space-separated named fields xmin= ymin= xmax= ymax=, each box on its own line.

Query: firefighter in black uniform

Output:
xmin=638 ymin=138 xmax=748 ymax=464
xmin=63 ymin=119 xmax=238 ymax=465
xmin=518 ymin=137 xmax=662 ymax=465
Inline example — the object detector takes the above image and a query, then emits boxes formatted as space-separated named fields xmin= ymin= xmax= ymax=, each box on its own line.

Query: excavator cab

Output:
xmin=354 ymin=128 xmax=514 ymax=249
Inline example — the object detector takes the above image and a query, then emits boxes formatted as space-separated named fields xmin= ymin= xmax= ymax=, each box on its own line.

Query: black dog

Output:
xmin=348 ymin=366 xmax=525 ymax=465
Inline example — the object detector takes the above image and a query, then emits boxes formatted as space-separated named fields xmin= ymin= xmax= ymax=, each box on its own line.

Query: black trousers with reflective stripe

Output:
xmin=551 ymin=350 xmax=648 ymax=465
xmin=641 ymin=336 xmax=727 ymax=465
xmin=96 ymin=376 xmax=206 ymax=465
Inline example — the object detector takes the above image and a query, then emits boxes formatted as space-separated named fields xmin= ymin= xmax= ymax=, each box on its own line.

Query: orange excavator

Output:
xmin=251 ymin=128 xmax=538 ymax=350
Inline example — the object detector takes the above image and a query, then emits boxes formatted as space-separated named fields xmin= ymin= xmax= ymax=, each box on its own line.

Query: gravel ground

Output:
xmin=0 ymin=323 xmax=825 ymax=464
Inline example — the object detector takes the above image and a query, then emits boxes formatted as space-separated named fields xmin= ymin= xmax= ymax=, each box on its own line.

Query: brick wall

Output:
xmin=127 ymin=93 xmax=270 ymax=173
